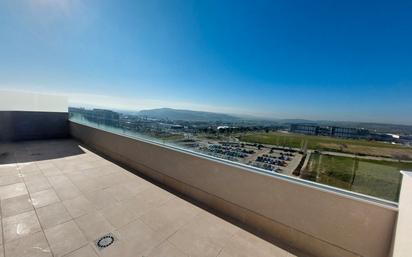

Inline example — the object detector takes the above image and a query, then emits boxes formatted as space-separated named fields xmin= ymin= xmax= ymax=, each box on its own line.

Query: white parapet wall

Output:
xmin=392 ymin=171 xmax=412 ymax=257
xmin=0 ymin=90 xmax=68 ymax=112
xmin=0 ymin=91 xmax=69 ymax=141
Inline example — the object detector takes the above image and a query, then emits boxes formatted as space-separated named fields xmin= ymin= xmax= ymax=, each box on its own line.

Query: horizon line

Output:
xmin=69 ymin=104 xmax=412 ymax=127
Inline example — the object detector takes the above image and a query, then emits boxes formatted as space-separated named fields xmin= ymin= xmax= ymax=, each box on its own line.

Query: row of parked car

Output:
xmin=206 ymin=144 xmax=249 ymax=158
xmin=256 ymin=156 xmax=288 ymax=166
xmin=252 ymin=162 xmax=282 ymax=173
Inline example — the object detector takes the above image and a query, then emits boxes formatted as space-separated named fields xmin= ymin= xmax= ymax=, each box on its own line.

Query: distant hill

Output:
xmin=137 ymin=108 xmax=240 ymax=122
xmin=132 ymin=107 xmax=412 ymax=134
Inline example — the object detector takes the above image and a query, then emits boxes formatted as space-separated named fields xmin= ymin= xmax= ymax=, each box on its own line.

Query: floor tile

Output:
xmin=44 ymin=221 xmax=87 ymax=257
xmin=21 ymin=172 xmax=46 ymax=184
xmin=95 ymin=174 xmax=129 ymax=189
xmin=41 ymin=167 xmax=62 ymax=177
xmin=98 ymin=164 xmax=122 ymax=176
xmin=217 ymin=230 xmax=295 ymax=257
xmin=0 ymin=164 xmax=19 ymax=176
xmin=74 ymin=162 xmax=96 ymax=171
xmin=4 ymin=231 xmax=52 ymax=257
xmin=121 ymin=187 xmax=173 ymax=218
xmin=64 ymin=245 xmax=98 ymax=257
xmin=36 ymin=202 xmax=72 ymax=229
xmin=100 ymin=202 xmax=137 ymax=229
xmin=71 ymin=178 xmax=101 ymax=193
xmin=30 ymin=189 xmax=60 ymax=208
xmin=1 ymin=194 xmax=33 ymax=218
xmin=81 ymin=167 xmax=103 ymax=178
xmin=168 ymin=212 xmax=239 ymax=257
xmin=122 ymin=180 xmax=153 ymax=196
xmin=0 ymin=183 xmax=28 ymax=200
xmin=53 ymin=184 xmax=82 ymax=201
xmin=118 ymin=219 xmax=167 ymax=253
xmin=0 ymin=169 xmax=20 ymax=180
xmin=145 ymin=241 xmax=189 ymax=257
xmin=0 ymin=174 xmax=22 ymax=186
xmin=139 ymin=197 xmax=200 ymax=238
xmin=103 ymin=184 xmax=135 ymax=202
xmin=25 ymin=177 xmax=52 ymax=194
xmin=3 ymin=210 xmax=42 ymax=242
xmin=18 ymin=163 xmax=40 ymax=174
xmin=36 ymin=161 xmax=56 ymax=170
xmin=62 ymin=196 xmax=95 ymax=219
xmin=84 ymin=189 xmax=118 ymax=210
xmin=75 ymin=211 xmax=115 ymax=241
xmin=63 ymin=170 xmax=84 ymax=180
xmin=47 ymin=175 xmax=72 ymax=189
xmin=96 ymin=220 xmax=165 ymax=257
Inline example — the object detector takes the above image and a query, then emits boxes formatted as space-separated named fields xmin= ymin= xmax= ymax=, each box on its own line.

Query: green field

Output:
xmin=239 ymin=132 xmax=402 ymax=149
xmin=238 ymin=132 xmax=412 ymax=159
xmin=302 ymin=153 xmax=412 ymax=201
xmin=154 ymin=133 xmax=185 ymax=141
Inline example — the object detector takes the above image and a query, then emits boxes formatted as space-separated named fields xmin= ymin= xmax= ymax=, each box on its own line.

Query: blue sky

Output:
xmin=0 ymin=0 xmax=411 ymax=124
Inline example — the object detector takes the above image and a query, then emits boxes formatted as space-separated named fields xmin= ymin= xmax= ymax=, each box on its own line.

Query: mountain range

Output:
xmin=132 ymin=108 xmax=412 ymax=134
xmin=136 ymin=108 xmax=240 ymax=122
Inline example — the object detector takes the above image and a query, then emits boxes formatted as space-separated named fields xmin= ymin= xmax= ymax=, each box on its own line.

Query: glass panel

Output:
xmin=69 ymin=107 xmax=410 ymax=202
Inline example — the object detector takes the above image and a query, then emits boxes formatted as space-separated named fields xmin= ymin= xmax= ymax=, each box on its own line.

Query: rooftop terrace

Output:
xmin=0 ymin=139 xmax=302 ymax=257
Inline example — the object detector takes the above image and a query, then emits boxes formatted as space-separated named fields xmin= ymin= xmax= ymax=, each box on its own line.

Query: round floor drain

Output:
xmin=96 ymin=234 xmax=115 ymax=249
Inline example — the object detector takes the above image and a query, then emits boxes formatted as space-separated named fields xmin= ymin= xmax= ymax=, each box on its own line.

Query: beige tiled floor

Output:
xmin=0 ymin=139 xmax=299 ymax=257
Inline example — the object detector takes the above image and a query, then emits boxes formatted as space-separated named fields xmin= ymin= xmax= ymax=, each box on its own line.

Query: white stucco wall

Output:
xmin=0 ymin=90 xmax=68 ymax=112
xmin=392 ymin=171 xmax=412 ymax=257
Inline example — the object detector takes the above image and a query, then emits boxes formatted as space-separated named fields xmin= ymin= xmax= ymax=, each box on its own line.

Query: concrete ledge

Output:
xmin=0 ymin=111 xmax=69 ymax=142
xmin=70 ymin=121 xmax=397 ymax=257
xmin=392 ymin=171 xmax=412 ymax=257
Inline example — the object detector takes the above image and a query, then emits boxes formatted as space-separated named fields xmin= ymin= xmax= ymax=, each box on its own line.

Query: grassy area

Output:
xmin=301 ymin=153 xmax=412 ymax=201
xmin=151 ymin=133 xmax=185 ymax=141
xmin=238 ymin=132 xmax=412 ymax=159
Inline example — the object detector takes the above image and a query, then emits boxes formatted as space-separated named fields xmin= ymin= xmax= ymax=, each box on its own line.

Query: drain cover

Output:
xmin=95 ymin=233 xmax=115 ymax=249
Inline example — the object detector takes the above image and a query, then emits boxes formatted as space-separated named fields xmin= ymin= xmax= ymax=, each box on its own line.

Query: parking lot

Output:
xmin=198 ymin=141 xmax=303 ymax=175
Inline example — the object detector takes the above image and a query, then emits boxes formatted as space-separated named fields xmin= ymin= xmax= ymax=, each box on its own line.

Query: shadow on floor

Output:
xmin=0 ymin=138 xmax=85 ymax=164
